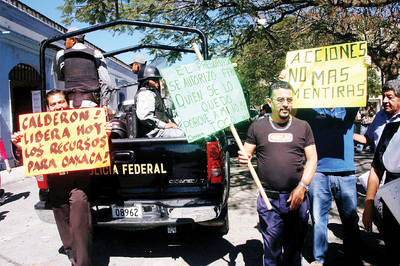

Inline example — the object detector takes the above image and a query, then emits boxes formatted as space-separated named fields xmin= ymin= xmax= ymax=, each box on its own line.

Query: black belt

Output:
xmin=263 ymin=188 xmax=290 ymax=199
xmin=321 ymin=171 xmax=355 ymax=176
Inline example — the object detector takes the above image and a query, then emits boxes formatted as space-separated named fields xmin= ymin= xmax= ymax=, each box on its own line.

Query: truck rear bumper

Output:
xmin=94 ymin=205 xmax=220 ymax=229
xmin=34 ymin=198 xmax=225 ymax=230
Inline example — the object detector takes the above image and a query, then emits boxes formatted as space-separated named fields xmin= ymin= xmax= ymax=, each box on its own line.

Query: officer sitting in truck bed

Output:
xmin=135 ymin=66 xmax=184 ymax=138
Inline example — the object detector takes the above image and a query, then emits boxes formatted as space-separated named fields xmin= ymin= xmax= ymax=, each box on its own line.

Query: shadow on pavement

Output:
xmin=0 ymin=191 xmax=30 ymax=206
xmin=0 ymin=211 xmax=9 ymax=221
xmin=228 ymin=239 xmax=263 ymax=266
xmin=90 ymin=226 xmax=263 ymax=265
xmin=326 ymin=222 xmax=385 ymax=265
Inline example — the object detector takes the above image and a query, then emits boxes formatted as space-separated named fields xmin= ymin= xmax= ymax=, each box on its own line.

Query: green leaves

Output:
xmin=58 ymin=0 xmax=397 ymax=103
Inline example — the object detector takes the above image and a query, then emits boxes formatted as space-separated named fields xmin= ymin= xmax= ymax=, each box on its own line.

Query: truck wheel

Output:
xmin=215 ymin=206 xmax=229 ymax=235
xmin=202 ymin=205 xmax=229 ymax=237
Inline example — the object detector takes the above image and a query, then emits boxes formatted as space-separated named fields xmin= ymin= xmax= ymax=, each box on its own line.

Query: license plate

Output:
xmin=111 ymin=203 xmax=143 ymax=218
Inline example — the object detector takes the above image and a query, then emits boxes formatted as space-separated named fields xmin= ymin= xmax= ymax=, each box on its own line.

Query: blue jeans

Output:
xmin=257 ymin=192 xmax=309 ymax=266
xmin=309 ymin=172 xmax=362 ymax=264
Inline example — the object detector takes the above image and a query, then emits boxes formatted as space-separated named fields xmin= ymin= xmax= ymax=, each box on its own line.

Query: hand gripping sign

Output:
xmin=19 ymin=107 xmax=110 ymax=176
xmin=160 ymin=43 xmax=272 ymax=210
xmin=284 ymin=41 xmax=368 ymax=108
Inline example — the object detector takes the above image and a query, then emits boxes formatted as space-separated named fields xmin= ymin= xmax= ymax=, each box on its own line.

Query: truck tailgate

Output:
xmin=90 ymin=137 xmax=210 ymax=200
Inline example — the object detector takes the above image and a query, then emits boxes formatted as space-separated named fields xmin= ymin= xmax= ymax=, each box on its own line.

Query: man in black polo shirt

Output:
xmin=238 ymin=80 xmax=317 ymax=266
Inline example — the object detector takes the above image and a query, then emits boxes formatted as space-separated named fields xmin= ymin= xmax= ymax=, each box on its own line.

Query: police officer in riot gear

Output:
xmin=135 ymin=66 xmax=184 ymax=138
xmin=130 ymin=54 xmax=147 ymax=93
xmin=130 ymin=54 xmax=147 ymax=78
xmin=53 ymin=27 xmax=112 ymax=108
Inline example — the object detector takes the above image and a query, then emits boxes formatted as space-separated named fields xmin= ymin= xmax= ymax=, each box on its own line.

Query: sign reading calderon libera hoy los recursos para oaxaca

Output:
xmin=19 ymin=107 xmax=110 ymax=176
xmin=160 ymin=58 xmax=249 ymax=143
xmin=285 ymin=41 xmax=368 ymax=108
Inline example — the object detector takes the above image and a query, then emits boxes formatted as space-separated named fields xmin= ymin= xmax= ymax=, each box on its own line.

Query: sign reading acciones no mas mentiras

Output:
xmin=285 ymin=41 xmax=368 ymax=108
xmin=161 ymin=58 xmax=249 ymax=142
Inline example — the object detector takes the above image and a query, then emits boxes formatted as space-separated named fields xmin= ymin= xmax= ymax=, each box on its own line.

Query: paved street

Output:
xmin=0 ymin=151 xmax=385 ymax=265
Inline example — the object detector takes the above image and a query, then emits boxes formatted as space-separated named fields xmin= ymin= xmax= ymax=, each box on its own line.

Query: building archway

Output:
xmin=9 ymin=63 xmax=41 ymax=132
xmin=9 ymin=63 xmax=41 ymax=164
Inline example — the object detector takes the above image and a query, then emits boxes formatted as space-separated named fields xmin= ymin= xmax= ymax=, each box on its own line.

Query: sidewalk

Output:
xmin=0 ymin=166 xmax=28 ymax=186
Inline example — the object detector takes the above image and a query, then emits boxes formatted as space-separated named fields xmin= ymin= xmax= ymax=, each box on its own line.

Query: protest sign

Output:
xmin=285 ymin=41 xmax=368 ymax=108
xmin=19 ymin=107 xmax=110 ymax=176
xmin=160 ymin=58 xmax=249 ymax=142
xmin=187 ymin=43 xmax=272 ymax=210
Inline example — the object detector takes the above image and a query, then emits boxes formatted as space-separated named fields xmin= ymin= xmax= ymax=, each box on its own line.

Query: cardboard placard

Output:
xmin=285 ymin=41 xmax=368 ymax=108
xmin=19 ymin=107 xmax=110 ymax=176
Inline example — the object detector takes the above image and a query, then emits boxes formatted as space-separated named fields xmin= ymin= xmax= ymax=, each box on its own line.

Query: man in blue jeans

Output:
xmin=297 ymin=108 xmax=363 ymax=266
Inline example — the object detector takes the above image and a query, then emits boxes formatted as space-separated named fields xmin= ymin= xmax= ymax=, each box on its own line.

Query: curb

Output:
xmin=1 ymin=166 xmax=27 ymax=186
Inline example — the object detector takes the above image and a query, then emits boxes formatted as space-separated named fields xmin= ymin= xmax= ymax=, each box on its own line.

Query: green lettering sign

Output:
xmin=161 ymin=58 xmax=249 ymax=142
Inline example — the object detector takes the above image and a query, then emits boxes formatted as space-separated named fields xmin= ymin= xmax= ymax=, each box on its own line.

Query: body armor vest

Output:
xmin=135 ymin=86 xmax=170 ymax=135
xmin=63 ymin=48 xmax=100 ymax=107
xmin=63 ymin=48 xmax=99 ymax=92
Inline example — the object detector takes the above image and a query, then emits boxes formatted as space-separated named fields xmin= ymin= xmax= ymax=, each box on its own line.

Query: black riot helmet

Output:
xmin=139 ymin=66 xmax=162 ymax=81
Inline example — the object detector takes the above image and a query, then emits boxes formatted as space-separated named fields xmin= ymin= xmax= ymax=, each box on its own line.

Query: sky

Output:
xmin=19 ymin=0 xmax=196 ymax=66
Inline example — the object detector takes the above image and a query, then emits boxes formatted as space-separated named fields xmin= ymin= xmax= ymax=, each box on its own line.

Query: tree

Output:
xmin=234 ymin=15 xmax=339 ymax=106
xmin=301 ymin=5 xmax=400 ymax=81
xmin=59 ymin=0 xmax=399 ymax=80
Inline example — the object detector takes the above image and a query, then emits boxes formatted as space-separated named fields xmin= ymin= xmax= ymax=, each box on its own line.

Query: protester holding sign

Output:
xmin=11 ymin=90 xmax=112 ymax=266
xmin=135 ymin=65 xmax=184 ymax=138
xmin=238 ymin=81 xmax=317 ymax=266
xmin=293 ymin=57 xmax=370 ymax=266
xmin=297 ymin=106 xmax=363 ymax=266
xmin=279 ymin=48 xmax=370 ymax=265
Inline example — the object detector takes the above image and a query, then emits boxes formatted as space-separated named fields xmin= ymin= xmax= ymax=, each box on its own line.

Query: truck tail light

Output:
xmin=206 ymin=141 xmax=223 ymax=184
xmin=35 ymin=175 xmax=48 ymax=190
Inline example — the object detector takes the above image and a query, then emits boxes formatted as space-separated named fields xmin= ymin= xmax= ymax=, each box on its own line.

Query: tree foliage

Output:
xmin=235 ymin=10 xmax=387 ymax=105
xmin=59 ymin=0 xmax=399 ymax=76
xmin=59 ymin=0 xmax=398 ymax=105
xmin=234 ymin=16 xmax=337 ymax=106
